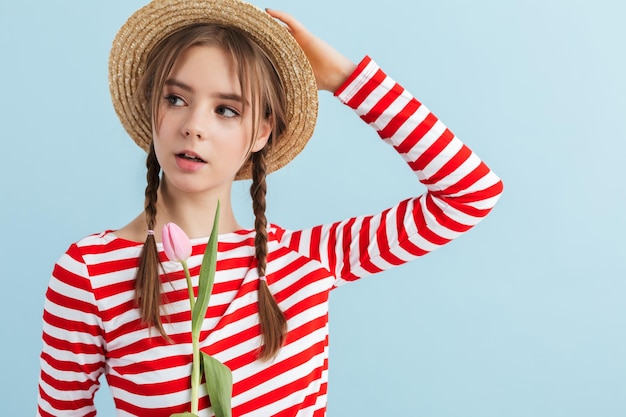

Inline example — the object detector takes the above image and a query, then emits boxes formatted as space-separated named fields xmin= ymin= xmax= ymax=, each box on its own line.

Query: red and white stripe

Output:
xmin=38 ymin=56 xmax=502 ymax=417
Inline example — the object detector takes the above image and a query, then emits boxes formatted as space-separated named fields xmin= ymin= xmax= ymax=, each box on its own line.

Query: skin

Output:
xmin=116 ymin=10 xmax=357 ymax=243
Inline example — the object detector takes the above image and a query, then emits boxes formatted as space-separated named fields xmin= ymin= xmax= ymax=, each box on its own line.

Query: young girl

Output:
xmin=37 ymin=0 xmax=503 ymax=416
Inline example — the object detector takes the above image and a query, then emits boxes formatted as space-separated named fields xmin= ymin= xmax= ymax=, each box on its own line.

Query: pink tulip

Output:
xmin=162 ymin=223 xmax=192 ymax=263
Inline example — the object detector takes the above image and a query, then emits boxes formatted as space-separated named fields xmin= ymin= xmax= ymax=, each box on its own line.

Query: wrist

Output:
xmin=325 ymin=59 xmax=357 ymax=93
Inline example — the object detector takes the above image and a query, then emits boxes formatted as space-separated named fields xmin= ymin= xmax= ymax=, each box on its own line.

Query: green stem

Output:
xmin=191 ymin=329 xmax=200 ymax=415
xmin=181 ymin=261 xmax=195 ymax=311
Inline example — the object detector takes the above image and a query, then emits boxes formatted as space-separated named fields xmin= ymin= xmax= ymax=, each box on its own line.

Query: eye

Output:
xmin=164 ymin=94 xmax=185 ymax=107
xmin=216 ymin=105 xmax=239 ymax=118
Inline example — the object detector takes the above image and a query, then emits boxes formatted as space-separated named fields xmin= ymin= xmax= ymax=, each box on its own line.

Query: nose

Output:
xmin=183 ymin=124 xmax=205 ymax=140
xmin=182 ymin=110 xmax=207 ymax=140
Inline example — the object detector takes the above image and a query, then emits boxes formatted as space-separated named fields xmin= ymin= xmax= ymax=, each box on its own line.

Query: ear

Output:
xmin=251 ymin=118 xmax=272 ymax=152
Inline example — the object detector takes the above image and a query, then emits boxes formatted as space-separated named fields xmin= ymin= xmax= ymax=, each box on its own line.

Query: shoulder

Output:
xmin=267 ymin=223 xmax=303 ymax=250
xmin=267 ymin=223 xmax=313 ymax=260
xmin=58 ymin=230 xmax=143 ymax=270
xmin=268 ymin=223 xmax=287 ymax=241
xmin=51 ymin=230 xmax=143 ymax=293
xmin=73 ymin=230 xmax=141 ymax=252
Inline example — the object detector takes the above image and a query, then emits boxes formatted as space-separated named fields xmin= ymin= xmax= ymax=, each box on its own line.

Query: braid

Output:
xmin=144 ymin=145 xmax=160 ymax=232
xmin=135 ymin=144 xmax=168 ymax=339
xmin=251 ymin=146 xmax=287 ymax=360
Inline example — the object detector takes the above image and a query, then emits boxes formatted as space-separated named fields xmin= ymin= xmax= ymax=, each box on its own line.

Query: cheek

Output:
xmin=153 ymin=110 xmax=173 ymax=138
xmin=151 ymin=114 xmax=180 ymax=154
xmin=219 ymin=136 xmax=250 ymax=163
xmin=221 ymin=124 xmax=254 ymax=154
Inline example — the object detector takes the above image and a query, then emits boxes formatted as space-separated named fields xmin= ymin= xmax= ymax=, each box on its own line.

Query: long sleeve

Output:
xmin=37 ymin=244 xmax=106 ymax=417
xmin=278 ymin=56 xmax=503 ymax=286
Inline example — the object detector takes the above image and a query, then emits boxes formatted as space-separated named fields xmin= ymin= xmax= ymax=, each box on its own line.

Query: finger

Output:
xmin=265 ymin=9 xmax=304 ymax=34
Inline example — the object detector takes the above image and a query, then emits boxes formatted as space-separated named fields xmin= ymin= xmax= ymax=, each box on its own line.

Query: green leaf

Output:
xmin=192 ymin=201 xmax=220 ymax=336
xmin=169 ymin=413 xmax=199 ymax=417
xmin=201 ymin=351 xmax=233 ymax=417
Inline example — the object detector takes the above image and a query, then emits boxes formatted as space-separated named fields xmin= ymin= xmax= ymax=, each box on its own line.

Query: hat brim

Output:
xmin=109 ymin=0 xmax=318 ymax=180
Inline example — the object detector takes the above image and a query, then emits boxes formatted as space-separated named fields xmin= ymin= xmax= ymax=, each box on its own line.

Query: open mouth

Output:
xmin=177 ymin=152 xmax=206 ymax=163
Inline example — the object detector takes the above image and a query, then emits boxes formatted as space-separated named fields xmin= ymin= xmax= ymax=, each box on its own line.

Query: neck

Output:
xmin=155 ymin=180 xmax=242 ymax=239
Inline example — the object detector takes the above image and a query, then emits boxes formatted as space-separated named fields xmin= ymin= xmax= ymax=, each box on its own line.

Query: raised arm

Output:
xmin=266 ymin=11 xmax=503 ymax=285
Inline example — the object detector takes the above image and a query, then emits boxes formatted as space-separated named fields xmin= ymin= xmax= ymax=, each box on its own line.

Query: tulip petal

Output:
xmin=162 ymin=223 xmax=192 ymax=262
xmin=162 ymin=223 xmax=176 ymax=262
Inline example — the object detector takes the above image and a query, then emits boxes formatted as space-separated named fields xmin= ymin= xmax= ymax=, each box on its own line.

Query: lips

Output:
xmin=174 ymin=151 xmax=207 ymax=172
xmin=177 ymin=152 xmax=206 ymax=163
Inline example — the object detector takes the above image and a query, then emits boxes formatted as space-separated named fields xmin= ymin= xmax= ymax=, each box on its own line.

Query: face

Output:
xmin=153 ymin=45 xmax=271 ymax=196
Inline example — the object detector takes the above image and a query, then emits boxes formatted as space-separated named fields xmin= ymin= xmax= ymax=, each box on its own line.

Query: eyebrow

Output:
xmin=164 ymin=78 xmax=247 ymax=104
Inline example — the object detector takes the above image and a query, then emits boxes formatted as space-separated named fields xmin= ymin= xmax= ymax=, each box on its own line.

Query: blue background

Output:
xmin=1 ymin=0 xmax=625 ymax=415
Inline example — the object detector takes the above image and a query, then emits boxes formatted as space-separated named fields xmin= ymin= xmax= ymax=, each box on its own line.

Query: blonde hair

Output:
xmin=135 ymin=24 xmax=288 ymax=360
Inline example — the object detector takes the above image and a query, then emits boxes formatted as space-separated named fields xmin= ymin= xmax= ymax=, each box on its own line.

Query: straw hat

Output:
xmin=109 ymin=0 xmax=318 ymax=180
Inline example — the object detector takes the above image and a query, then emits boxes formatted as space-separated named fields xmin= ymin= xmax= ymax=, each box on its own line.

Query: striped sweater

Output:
xmin=38 ymin=56 xmax=503 ymax=416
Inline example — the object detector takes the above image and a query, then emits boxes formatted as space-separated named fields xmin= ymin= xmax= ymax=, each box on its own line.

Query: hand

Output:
xmin=266 ymin=9 xmax=356 ymax=92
